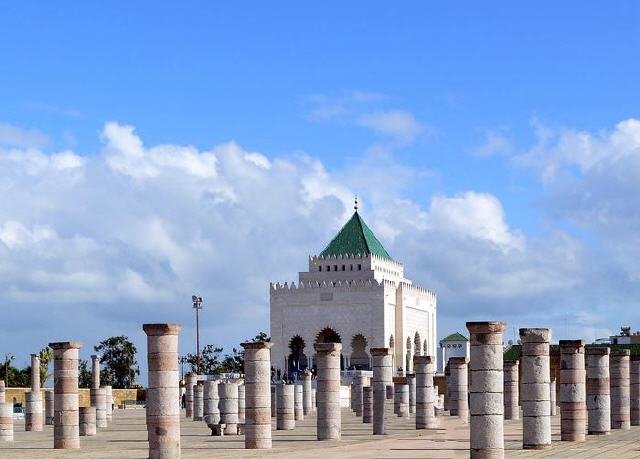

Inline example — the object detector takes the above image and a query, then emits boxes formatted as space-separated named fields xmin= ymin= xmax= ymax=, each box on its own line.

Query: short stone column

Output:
xmin=393 ymin=377 xmax=409 ymax=417
xmin=448 ymin=357 xmax=469 ymax=420
xmin=315 ymin=342 xmax=341 ymax=440
xmin=414 ymin=355 xmax=437 ymax=429
xmin=276 ymin=383 xmax=294 ymax=430
xmin=241 ymin=341 xmax=273 ymax=449
xmin=503 ymin=360 xmax=519 ymax=420
xmin=238 ymin=382 xmax=246 ymax=424
xmin=362 ymin=386 xmax=373 ymax=423
xmin=550 ymin=376 xmax=557 ymax=416
xmin=386 ymin=384 xmax=394 ymax=400
xmin=45 ymin=391 xmax=54 ymax=425
xmin=586 ymin=347 xmax=610 ymax=435
xmin=104 ymin=385 xmax=113 ymax=422
xmin=610 ymin=349 xmax=630 ymax=430
xmin=0 ymin=403 xmax=13 ymax=441
xmin=294 ymin=383 xmax=303 ymax=421
xmin=467 ymin=321 xmax=506 ymax=459
xmin=143 ymin=323 xmax=182 ymax=459
xmin=193 ymin=382 xmax=204 ymax=421
xmin=560 ymin=339 xmax=586 ymax=442
xmin=270 ymin=385 xmax=277 ymax=417
xmin=25 ymin=353 xmax=43 ymax=431
xmin=631 ymin=359 xmax=640 ymax=426
xmin=185 ymin=373 xmax=197 ymax=419
xmin=302 ymin=370 xmax=312 ymax=416
xmin=203 ymin=380 xmax=220 ymax=426
xmin=91 ymin=387 xmax=107 ymax=429
xmin=371 ymin=347 xmax=392 ymax=435
xmin=79 ymin=406 xmax=97 ymax=436
xmin=50 ymin=341 xmax=82 ymax=449
xmin=353 ymin=375 xmax=364 ymax=417
xmin=520 ymin=328 xmax=551 ymax=450
xmin=219 ymin=381 xmax=239 ymax=435
xmin=407 ymin=373 xmax=416 ymax=414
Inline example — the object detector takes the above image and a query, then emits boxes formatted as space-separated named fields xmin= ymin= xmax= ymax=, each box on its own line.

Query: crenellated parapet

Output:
xmin=270 ymin=278 xmax=386 ymax=294
xmin=398 ymin=281 xmax=437 ymax=303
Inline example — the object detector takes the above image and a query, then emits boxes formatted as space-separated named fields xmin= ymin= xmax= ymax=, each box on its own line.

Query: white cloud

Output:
xmin=0 ymin=122 xmax=48 ymax=148
xmin=471 ymin=129 xmax=513 ymax=157
xmin=357 ymin=110 xmax=427 ymax=144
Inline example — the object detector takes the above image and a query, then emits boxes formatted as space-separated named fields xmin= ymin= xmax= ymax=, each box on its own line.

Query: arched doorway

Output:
xmin=350 ymin=334 xmax=370 ymax=370
xmin=315 ymin=327 xmax=344 ymax=370
xmin=288 ymin=335 xmax=307 ymax=376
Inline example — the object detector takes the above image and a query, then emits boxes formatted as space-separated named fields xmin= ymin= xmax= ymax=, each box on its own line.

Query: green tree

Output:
xmin=78 ymin=359 xmax=92 ymax=388
xmin=94 ymin=336 xmax=139 ymax=388
xmin=0 ymin=364 xmax=30 ymax=387
xmin=38 ymin=346 xmax=53 ymax=387
xmin=252 ymin=331 xmax=270 ymax=342
xmin=221 ymin=347 xmax=244 ymax=373
xmin=185 ymin=344 xmax=224 ymax=374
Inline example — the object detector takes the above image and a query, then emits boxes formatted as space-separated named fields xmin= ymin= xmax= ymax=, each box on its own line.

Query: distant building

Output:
xmin=437 ymin=332 xmax=469 ymax=373
xmin=609 ymin=326 xmax=640 ymax=344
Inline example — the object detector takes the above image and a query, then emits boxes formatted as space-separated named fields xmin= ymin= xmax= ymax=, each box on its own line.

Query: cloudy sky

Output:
xmin=1 ymin=2 xmax=639 ymax=372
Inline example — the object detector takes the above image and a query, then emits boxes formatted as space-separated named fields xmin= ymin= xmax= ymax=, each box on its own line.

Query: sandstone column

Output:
xmin=520 ymin=328 xmax=551 ymax=449
xmin=408 ymin=373 xmax=416 ymax=414
xmin=219 ymin=381 xmax=239 ymax=435
xmin=193 ymin=382 xmax=204 ymax=421
xmin=45 ymin=391 xmax=54 ymax=425
xmin=503 ymin=360 xmax=519 ymax=420
xmin=143 ymin=323 xmax=181 ymax=459
xmin=91 ymin=387 xmax=107 ymax=429
xmin=631 ymin=358 xmax=640 ymax=426
xmin=50 ymin=341 xmax=82 ymax=449
xmin=302 ymin=369 xmax=312 ymax=416
xmin=610 ymin=349 xmax=630 ymax=430
xmin=185 ymin=373 xmax=197 ymax=419
xmin=315 ymin=342 xmax=341 ymax=440
xmin=238 ymin=381 xmax=246 ymax=424
xmin=371 ymin=347 xmax=392 ymax=435
xmin=104 ymin=385 xmax=113 ymax=422
xmin=414 ymin=355 xmax=437 ymax=429
xmin=270 ymin=385 xmax=277 ymax=418
xmin=0 ymin=403 xmax=13 ymax=442
xmin=294 ymin=383 xmax=303 ymax=421
xmin=79 ymin=406 xmax=97 ymax=436
xmin=467 ymin=322 xmax=506 ymax=459
xmin=448 ymin=357 xmax=469 ymax=420
xmin=393 ymin=376 xmax=409 ymax=417
xmin=586 ymin=347 xmax=610 ymax=435
xmin=204 ymin=380 xmax=220 ymax=427
xmin=276 ymin=383 xmax=294 ymax=430
xmin=362 ymin=386 xmax=373 ymax=423
xmin=560 ymin=339 xmax=586 ymax=441
xmin=25 ymin=353 xmax=43 ymax=431
xmin=241 ymin=341 xmax=273 ymax=449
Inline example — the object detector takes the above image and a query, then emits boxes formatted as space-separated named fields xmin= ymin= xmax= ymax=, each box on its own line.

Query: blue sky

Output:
xmin=1 ymin=3 xmax=640 ymax=373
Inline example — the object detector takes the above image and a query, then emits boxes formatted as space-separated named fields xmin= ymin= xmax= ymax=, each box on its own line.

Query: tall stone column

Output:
xmin=294 ymin=383 xmax=303 ymax=421
xmin=414 ymin=355 xmax=437 ymax=429
xmin=407 ymin=373 xmax=416 ymax=414
xmin=631 ymin=359 xmax=640 ymax=426
xmin=610 ymin=349 xmax=630 ymax=430
xmin=467 ymin=322 xmax=505 ymax=459
xmin=185 ymin=373 xmax=197 ymax=419
xmin=503 ymin=360 xmax=519 ymax=420
xmin=302 ymin=369 xmax=312 ymax=416
xmin=448 ymin=357 xmax=469 ymax=420
xmin=559 ymin=339 xmax=586 ymax=442
xmin=362 ymin=386 xmax=373 ymax=423
xmin=586 ymin=347 xmax=610 ymax=435
xmin=241 ymin=341 xmax=273 ymax=449
xmin=270 ymin=385 xmax=277 ymax=418
xmin=315 ymin=342 xmax=341 ymax=440
xmin=276 ymin=383 xmax=294 ymax=430
xmin=45 ymin=391 xmax=54 ymax=425
xmin=25 ymin=353 xmax=43 ymax=431
xmin=91 ymin=387 xmax=107 ymax=429
xmin=203 ymin=380 xmax=220 ymax=427
xmin=193 ymin=383 xmax=204 ymax=421
xmin=520 ymin=328 xmax=551 ymax=449
xmin=91 ymin=355 xmax=100 ymax=390
xmin=0 ymin=403 xmax=13 ymax=442
xmin=50 ymin=341 xmax=82 ymax=449
xmin=143 ymin=323 xmax=181 ymax=459
xmin=219 ymin=381 xmax=239 ymax=435
xmin=104 ymin=386 xmax=113 ymax=422
xmin=371 ymin=347 xmax=392 ymax=435
xmin=79 ymin=406 xmax=97 ymax=436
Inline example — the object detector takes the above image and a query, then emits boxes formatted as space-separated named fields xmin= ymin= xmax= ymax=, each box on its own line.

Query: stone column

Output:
xmin=193 ymin=383 xmax=204 ymax=421
xmin=610 ymin=349 xmax=630 ymax=430
xmin=386 ymin=384 xmax=394 ymax=400
xmin=520 ymin=328 xmax=551 ymax=450
xmin=0 ymin=382 xmax=4 ymax=404
xmin=448 ymin=357 xmax=469 ymax=420
xmin=560 ymin=339 xmax=586 ymax=442
xmin=238 ymin=382 xmax=246 ymax=424
xmin=91 ymin=355 xmax=100 ymax=390
xmin=91 ymin=387 xmax=107 ymax=429
xmin=503 ymin=360 xmax=519 ymax=420
xmin=25 ymin=353 xmax=43 ymax=431
xmin=312 ymin=388 xmax=317 ymax=411
xmin=50 ymin=341 xmax=82 ymax=449
xmin=393 ymin=376 xmax=409 ymax=417
xmin=371 ymin=347 xmax=392 ymax=435
xmin=185 ymin=373 xmax=197 ymax=419
xmin=270 ymin=385 xmax=277 ymax=418
xmin=408 ymin=373 xmax=416 ymax=414
xmin=550 ymin=376 xmax=557 ymax=416
xmin=143 ymin=323 xmax=181 ymax=459
xmin=362 ymin=386 xmax=373 ymax=423
xmin=241 ymin=341 xmax=273 ymax=449
xmin=0 ymin=403 xmax=13 ymax=442
xmin=586 ymin=347 xmax=610 ymax=435
xmin=353 ymin=373 xmax=364 ymax=417
xmin=294 ymin=383 xmax=303 ymax=421
xmin=414 ymin=355 xmax=437 ymax=429
xmin=79 ymin=406 xmax=97 ymax=436
xmin=302 ymin=369 xmax=312 ymax=416
xmin=276 ymin=383 xmax=294 ymax=430
xmin=45 ymin=391 xmax=54 ymax=425
xmin=350 ymin=383 xmax=356 ymax=412
xmin=315 ymin=342 xmax=341 ymax=440
xmin=203 ymin=380 xmax=220 ymax=427
xmin=104 ymin=386 xmax=113 ymax=422
xmin=467 ymin=321 xmax=506 ymax=459
xmin=219 ymin=381 xmax=239 ymax=435
xmin=631 ymin=359 xmax=640 ymax=426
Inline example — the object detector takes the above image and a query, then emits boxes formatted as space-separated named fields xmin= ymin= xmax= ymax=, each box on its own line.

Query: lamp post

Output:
xmin=179 ymin=356 xmax=187 ymax=384
xmin=192 ymin=295 xmax=203 ymax=374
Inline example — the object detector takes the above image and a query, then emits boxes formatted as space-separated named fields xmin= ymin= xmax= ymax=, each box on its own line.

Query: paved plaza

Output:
xmin=1 ymin=403 xmax=640 ymax=458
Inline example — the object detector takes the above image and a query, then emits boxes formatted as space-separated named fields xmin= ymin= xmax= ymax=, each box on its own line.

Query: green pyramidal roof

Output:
xmin=441 ymin=332 xmax=469 ymax=342
xmin=320 ymin=211 xmax=392 ymax=260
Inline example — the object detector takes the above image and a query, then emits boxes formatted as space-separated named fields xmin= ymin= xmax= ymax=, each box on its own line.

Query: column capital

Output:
xmin=49 ymin=341 xmax=82 ymax=350
xmin=559 ymin=339 xmax=585 ymax=350
xmin=466 ymin=321 xmax=506 ymax=334
xmin=241 ymin=341 xmax=274 ymax=350
xmin=519 ymin=327 xmax=551 ymax=342
xmin=370 ymin=347 xmax=392 ymax=356
xmin=313 ymin=342 xmax=342 ymax=353
xmin=586 ymin=346 xmax=610 ymax=356
xmin=143 ymin=323 xmax=182 ymax=335
xmin=611 ymin=348 xmax=631 ymax=357
xmin=413 ymin=355 xmax=433 ymax=365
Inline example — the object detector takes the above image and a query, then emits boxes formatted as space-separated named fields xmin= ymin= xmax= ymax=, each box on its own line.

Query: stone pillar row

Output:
xmin=241 ymin=341 xmax=273 ymax=449
xmin=560 ymin=339 xmax=586 ymax=442
xmin=193 ymin=383 xmax=204 ymax=421
xmin=393 ymin=377 xmax=409 ymax=418
xmin=448 ymin=357 xmax=469 ymax=420
xmin=586 ymin=347 xmax=610 ymax=435
xmin=371 ymin=347 xmax=392 ymax=435
xmin=315 ymin=342 xmax=341 ymax=441
xmin=414 ymin=355 xmax=437 ymax=429
xmin=294 ymin=383 xmax=303 ymax=421
xmin=204 ymin=380 xmax=220 ymax=427
xmin=219 ymin=381 xmax=239 ymax=435
xmin=503 ymin=360 xmax=519 ymax=421
xmin=25 ymin=353 xmax=43 ymax=432
xmin=79 ymin=406 xmax=96 ymax=437
xmin=50 ymin=341 xmax=82 ymax=450
xmin=610 ymin=349 xmax=630 ymax=430
xmin=0 ymin=403 xmax=12 ymax=442
xmin=302 ymin=369 xmax=313 ymax=415
xmin=362 ymin=386 xmax=373 ymax=424
xmin=408 ymin=373 xmax=416 ymax=415
xmin=276 ymin=383 xmax=294 ymax=430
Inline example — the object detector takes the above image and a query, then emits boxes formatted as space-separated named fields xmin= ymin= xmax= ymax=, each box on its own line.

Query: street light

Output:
xmin=192 ymin=295 xmax=203 ymax=374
